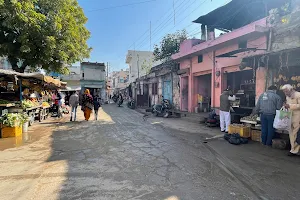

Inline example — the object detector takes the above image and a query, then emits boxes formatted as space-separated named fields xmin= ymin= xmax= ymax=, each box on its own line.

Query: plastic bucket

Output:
xmin=22 ymin=122 xmax=29 ymax=133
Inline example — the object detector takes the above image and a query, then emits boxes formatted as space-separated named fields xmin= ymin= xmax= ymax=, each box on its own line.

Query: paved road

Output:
xmin=0 ymin=104 xmax=299 ymax=200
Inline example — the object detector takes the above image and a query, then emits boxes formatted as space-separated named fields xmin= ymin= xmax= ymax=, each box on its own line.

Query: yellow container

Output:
xmin=1 ymin=126 xmax=22 ymax=138
xmin=228 ymin=125 xmax=236 ymax=134
xmin=228 ymin=125 xmax=251 ymax=138
xmin=237 ymin=127 xmax=251 ymax=138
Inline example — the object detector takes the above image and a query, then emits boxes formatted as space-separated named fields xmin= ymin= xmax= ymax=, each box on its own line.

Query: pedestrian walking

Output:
xmin=69 ymin=91 xmax=79 ymax=121
xmin=282 ymin=84 xmax=300 ymax=156
xmin=255 ymin=85 xmax=282 ymax=146
xmin=55 ymin=90 xmax=63 ymax=118
xmin=81 ymin=89 xmax=94 ymax=121
xmin=219 ymin=89 xmax=236 ymax=133
xmin=93 ymin=96 xmax=101 ymax=120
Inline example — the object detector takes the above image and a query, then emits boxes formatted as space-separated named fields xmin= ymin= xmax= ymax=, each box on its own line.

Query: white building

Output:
xmin=126 ymin=50 xmax=154 ymax=83
xmin=80 ymin=62 xmax=106 ymax=100
xmin=61 ymin=66 xmax=81 ymax=90
xmin=0 ymin=57 xmax=11 ymax=70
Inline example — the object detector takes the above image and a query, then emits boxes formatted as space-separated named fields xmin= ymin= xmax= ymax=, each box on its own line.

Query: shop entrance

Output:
xmin=226 ymin=70 xmax=256 ymax=108
xmin=226 ymin=70 xmax=256 ymax=123
xmin=195 ymin=74 xmax=211 ymax=112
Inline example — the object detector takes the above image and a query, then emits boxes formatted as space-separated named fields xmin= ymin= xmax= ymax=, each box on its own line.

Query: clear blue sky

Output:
xmin=77 ymin=0 xmax=229 ymax=71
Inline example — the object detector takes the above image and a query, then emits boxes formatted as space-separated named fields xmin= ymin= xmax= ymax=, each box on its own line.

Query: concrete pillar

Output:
xmin=188 ymin=58 xmax=194 ymax=112
xmin=201 ymin=24 xmax=207 ymax=41
xmin=207 ymin=26 xmax=215 ymax=40
xmin=255 ymin=67 xmax=267 ymax=102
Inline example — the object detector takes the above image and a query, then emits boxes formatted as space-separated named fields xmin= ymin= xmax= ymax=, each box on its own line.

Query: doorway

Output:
xmin=181 ymin=77 xmax=189 ymax=111
xmin=163 ymin=81 xmax=172 ymax=103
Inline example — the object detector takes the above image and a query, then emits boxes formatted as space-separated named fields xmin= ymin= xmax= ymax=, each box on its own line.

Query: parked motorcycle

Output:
xmin=112 ymin=95 xmax=118 ymax=103
xmin=127 ymin=99 xmax=135 ymax=109
xmin=152 ymin=99 xmax=172 ymax=118
xmin=117 ymin=97 xmax=124 ymax=107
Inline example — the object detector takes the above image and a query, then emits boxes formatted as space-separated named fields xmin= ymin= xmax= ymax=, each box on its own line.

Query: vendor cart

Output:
xmin=40 ymin=105 xmax=50 ymax=121
xmin=0 ymin=103 xmax=15 ymax=116
xmin=25 ymin=105 xmax=42 ymax=126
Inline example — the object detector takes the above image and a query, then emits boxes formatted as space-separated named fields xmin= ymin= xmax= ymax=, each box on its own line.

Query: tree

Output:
xmin=153 ymin=30 xmax=187 ymax=62
xmin=141 ymin=57 xmax=154 ymax=74
xmin=0 ymin=0 xmax=91 ymax=73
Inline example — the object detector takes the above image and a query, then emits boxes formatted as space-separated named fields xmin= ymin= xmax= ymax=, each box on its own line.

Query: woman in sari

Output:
xmin=81 ymin=89 xmax=94 ymax=121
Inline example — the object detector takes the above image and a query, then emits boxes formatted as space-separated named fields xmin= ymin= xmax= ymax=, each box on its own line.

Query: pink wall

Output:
xmin=192 ymin=53 xmax=213 ymax=74
xmin=176 ymin=18 xmax=269 ymax=112
xmin=255 ymin=67 xmax=267 ymax=102
xmin=172 ymin=18 xmax=267 ymax=60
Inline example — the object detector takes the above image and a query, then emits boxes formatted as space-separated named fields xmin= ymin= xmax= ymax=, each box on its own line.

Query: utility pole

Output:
xmin=137 ymin=54 xmax=140 ymax=79
xmin=137 ymin=54 xmax=140 ymax=94
xmin=106 ymin=62 xmax=109 ymax=101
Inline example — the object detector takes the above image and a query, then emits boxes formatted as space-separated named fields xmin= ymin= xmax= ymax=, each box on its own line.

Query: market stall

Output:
xmin=0 ymin=70 xmax=64 ymax=138
xmin=226 ymin=69 xmax=256 ymax=122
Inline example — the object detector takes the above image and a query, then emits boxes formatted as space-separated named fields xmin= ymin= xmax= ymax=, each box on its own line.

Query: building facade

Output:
xmin=61 ymin=66 xmax=81 ymax=90
xmin=172 ymin=0 xmax=288 ymax=113
xmin=80 ymin=62 xmax=106 ymax=100
xmin=125 ymin=50 xmax=154 ymax=83
xmin=134 ymin=63 xmax=180 ymax=109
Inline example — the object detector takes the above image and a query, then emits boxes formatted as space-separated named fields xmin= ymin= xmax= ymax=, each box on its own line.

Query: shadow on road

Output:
xmin=46 ymin=104 xmax=300 ymax=200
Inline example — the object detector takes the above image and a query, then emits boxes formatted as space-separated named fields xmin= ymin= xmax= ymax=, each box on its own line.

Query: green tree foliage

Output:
xmin=0 ymin=0 xmax=91 ymax=73
xmin=153 ymin=30 xmax=187 ymax=62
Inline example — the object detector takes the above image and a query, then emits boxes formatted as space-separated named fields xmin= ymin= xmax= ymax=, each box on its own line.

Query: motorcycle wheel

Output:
xmin=163 ymin=110 xmax=169 ymax=118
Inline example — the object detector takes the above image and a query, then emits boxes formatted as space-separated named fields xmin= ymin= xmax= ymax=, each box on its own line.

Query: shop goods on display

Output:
xmin=273 ymin=108 xmax=292 ymax=131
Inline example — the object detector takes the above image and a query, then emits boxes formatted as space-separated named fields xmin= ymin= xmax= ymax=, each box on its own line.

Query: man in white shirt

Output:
xmin=219 ymin=89 xmax=236 ymax=133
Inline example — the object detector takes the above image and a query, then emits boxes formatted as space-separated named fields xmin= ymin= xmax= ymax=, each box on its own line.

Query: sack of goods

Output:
xmin=224 ymin=133 xmax=248 ymax=145
xmin=273 ymin=108 xmax=292 ymax=131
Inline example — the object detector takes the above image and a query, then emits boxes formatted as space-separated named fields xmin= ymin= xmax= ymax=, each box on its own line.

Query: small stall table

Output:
xmin=25 ymin=105 xmax=42 ymax=126
xmin=0 ymin=103 xmax=15 ymax=115
xmin=40 ymin=105 xmax=50 ymax=121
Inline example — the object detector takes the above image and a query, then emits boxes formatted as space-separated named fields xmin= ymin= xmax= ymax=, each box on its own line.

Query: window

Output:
xmin=152 ymin=83 xmax=158 ymax=95
xmin=82 ymin=72 xmax=84 ymax=79
xmin=119 ymin=78 xmax=124 ymax=83
xmin=197 ymin=55 xmax=203 ymax=63
xmin=238 ymin=41 xmax=247 ymax=49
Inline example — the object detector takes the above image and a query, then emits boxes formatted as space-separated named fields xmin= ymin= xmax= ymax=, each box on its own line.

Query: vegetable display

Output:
xmin=0 ymin=99 xmax=11 ymax=104
xmin=21 ymin=100 xmax=35 ymax=109
xmin=0 ymin=113 xmax=22 ymax=127
xmin=241 ymin=114 xmax=258 ymax=121
xmin=42 ymin=102 xmax=50 ymax=107
xmin=21 ymin=100 xmax=40 ymax=109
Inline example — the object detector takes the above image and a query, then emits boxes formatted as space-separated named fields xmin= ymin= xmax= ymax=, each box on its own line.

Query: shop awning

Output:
xmin=193 ymin=0 xmax=286 ymax=31
xmin=0 ymin=69 xmax=62 ymax=87
xmin=177 ymin=68 xmax=190 ymax=75
xmin=216 ymin=48 xmax=262 ymax=58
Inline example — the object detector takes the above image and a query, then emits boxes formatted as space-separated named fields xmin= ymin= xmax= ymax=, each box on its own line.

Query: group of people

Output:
xmin=219 ymin=84 xmax=300 ymax=156
xmin=69 ymin=89 xmax=101 ymax=121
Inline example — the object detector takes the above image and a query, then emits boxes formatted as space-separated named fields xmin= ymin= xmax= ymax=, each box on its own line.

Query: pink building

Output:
xmin=172 ymin=0 xmax=285 ymax=113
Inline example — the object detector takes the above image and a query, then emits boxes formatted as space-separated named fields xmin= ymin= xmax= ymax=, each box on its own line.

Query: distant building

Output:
xmin=125 ymin=50 xmax=154 ymax=83
xmin=80 ymin=62 xmax=106 ymax=100
xmin=112 ymin=69 xmax=129 ymax=91
xmin=60 ymin=66 xmax=81 ymax=90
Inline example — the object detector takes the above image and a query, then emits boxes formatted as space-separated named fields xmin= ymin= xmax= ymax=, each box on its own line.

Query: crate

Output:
xmin=228 ymin=125 xmax=237 ymax=134
xmin=228 ymin=125 xmax=251 ymax=138
xmin=272 ymin=139 xmax=290 ymax=150
xmin=1 ymin=126 xmax=22 ymax=138
xmin=251 ymin=130 xmax=262 ymax=142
